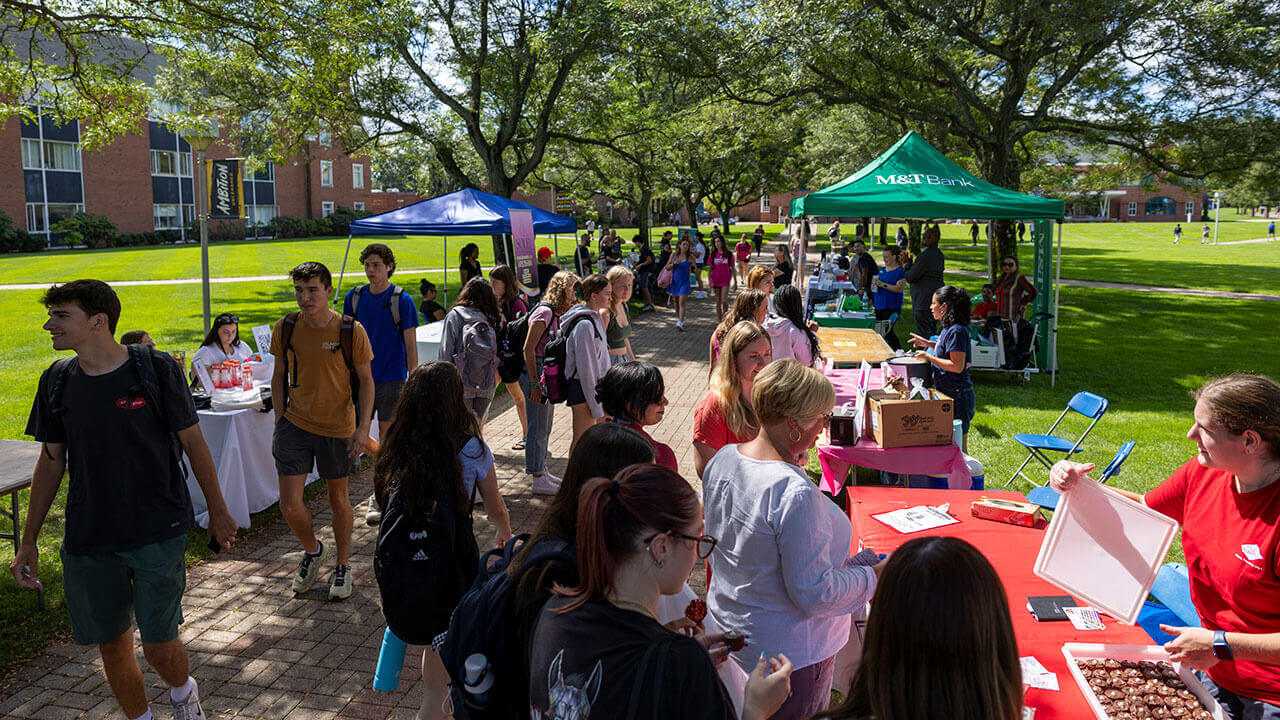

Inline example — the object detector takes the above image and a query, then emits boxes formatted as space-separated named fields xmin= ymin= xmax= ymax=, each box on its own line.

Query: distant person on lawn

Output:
xmin=1174 ymin=223 xmax=1182 ymax=244
xmin=15 ymin=279 xmax=236 ymax=720
xmin=271 ymin=262 xmax=375 ymax=601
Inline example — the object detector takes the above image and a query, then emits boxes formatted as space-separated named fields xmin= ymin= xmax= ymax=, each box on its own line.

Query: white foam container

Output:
xmin=1034 ymin=479 xmax=1178 ymax=624
xmin=1061 ymin=643 xmax=1227 ymax=720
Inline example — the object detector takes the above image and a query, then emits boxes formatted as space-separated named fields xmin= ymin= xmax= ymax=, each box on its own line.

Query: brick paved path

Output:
xmin=0 ymin=288 xmax=724 ymax=719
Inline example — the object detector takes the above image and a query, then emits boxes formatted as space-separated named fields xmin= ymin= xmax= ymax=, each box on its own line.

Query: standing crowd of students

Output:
xmin=26 ymin=223 xmax=1280 ymax=720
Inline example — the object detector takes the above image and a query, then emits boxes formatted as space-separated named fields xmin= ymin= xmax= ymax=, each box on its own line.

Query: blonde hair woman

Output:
xmin=704 ymin=359 xmax=881 ymax=720
xmin=692 ymin=320 xmax=771 ymax=479
xmin=520 ymin=271 xmax=580 ymax=495
xmin=603 ymin=266 xmax=636 ymax=366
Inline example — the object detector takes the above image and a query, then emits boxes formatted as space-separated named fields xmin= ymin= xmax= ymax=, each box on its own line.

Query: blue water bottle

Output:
xmin=373 ymin=627 xmax=408 ymax=691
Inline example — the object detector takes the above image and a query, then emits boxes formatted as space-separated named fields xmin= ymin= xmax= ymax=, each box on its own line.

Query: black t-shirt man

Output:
xmin=530 ymin=596 xmax=736 ymax=719
xmin=537 ymin=262 xmax=559 ymax=293
xmin=574 ymin=243 xmax=592 ymax=277
xmin=26 ymin=350 xmax=197 ymax=554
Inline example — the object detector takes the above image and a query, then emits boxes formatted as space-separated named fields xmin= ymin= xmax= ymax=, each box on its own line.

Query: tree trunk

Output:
xmin=907 ymin=219 xmax=923 ymax=254
xmin=860 ymin=217 xmax=872 ymax=244
xmin=973 ymin=142 xmax=1023 ymax=281
xmin=637 ymin=187 xmax=653 ymax=239
xmin=878 ymin=218 xmax=887 ymax=248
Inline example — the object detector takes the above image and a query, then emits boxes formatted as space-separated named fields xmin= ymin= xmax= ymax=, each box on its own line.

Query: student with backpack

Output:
xmin=441 ymin=277 xmax=503 ymax=424
xmin=558 ymin=273 xmax=612 ymax=450
xmin=529 ymin=463 xmax=794 ymax=720
xmin=343 ymin=243 xmax=419 ymax=443
xmin=16 ymin=279 xmax=236 ymax=720
xmin=440 ymin=423 xmax=653 ymax=720
xmin=519 ymin=272 xmax=580 ymax=496
xmin=271 ymin=262 xmax=375 ymax=601
xmin=372 ymin=361 xmax=511 ymax=720
xmin=489 ymin=265 xmax=529 ymax=450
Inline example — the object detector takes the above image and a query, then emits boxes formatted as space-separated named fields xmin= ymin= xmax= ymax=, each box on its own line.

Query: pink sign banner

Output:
xmin=509 ymin=209 xmax=537 ymax=292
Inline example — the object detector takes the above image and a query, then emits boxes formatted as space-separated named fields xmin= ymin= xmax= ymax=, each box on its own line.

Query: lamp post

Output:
xmin=544 ymin=168 xmax=562 ymax=266
xmin=180 ymin=120 xmax=220 ymax=334
xmin=1212 ymin=192 xmax=1222 ymax=246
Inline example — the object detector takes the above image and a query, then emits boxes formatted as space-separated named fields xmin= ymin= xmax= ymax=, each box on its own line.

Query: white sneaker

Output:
xmin=291 ymin=541 xmax=334 ymax=594
xmin=171 ymin=678 xmax=205 ymax=720
xmin=531 ymin=472 xmax=562 ymax=496
xmin=364 ymin=494 xmax=381 ymax=526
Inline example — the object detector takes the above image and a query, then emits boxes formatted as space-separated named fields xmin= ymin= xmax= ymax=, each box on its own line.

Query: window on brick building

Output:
xmin=1185 ymin=201 xmax=1194 ymax=217
xmin=353 ymin=201 xmax=365 ymax=211
xmin=322 ymin=201 xmax=335 ymax=217
xmin=25 ymin=140 xmax=81 ymax=171
xmin=1144 ymin=196 xmax=1176 ymax=216
xmin=1127 ymin=202 xmax=1136 ymax=217
xmin=152 ymin=150 xmax=176 ymax=175
xmin=318 ymin=130 xmax=331 ymax=147
xmin=320 ymin=160 xmax=333 ymax=187
xmin=761 ymin=195 xmax=771 ymax=212
xmin=352 ymin=163 xmax=364 ymax=189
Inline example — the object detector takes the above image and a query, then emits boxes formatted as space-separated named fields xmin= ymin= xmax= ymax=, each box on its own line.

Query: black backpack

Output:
xmin=540 ymin=312 xmax=601 ymax=404
xmin=278 ymin=312 xmax=360 ymax=411
xmin=373 ymin=480 xmax=479 ymax=645
xmin=497 ymin=301 xmax=549 ymax=384
xmin=47 ymin=344 xmax=185 ymax=476
xmin=440 ymin=534 xmax=576 ymax=720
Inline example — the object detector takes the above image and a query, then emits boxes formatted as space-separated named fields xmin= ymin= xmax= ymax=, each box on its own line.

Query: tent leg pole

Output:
xmin=1052 ymin=222 xmax=1062 ymax=387
xmin=334 ymin=233 xmax=354 ymax=309
xmin=554 ymin=234 xmax=560 ymax=269
xmin=443 ymin=236 xmax=449 ymax=306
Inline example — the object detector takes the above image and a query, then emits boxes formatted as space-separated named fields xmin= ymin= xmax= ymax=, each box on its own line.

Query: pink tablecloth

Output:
xmin=817 ymin=367 xmax=971 ymax=493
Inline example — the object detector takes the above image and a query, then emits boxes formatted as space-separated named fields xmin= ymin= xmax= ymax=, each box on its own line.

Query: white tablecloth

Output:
xmin=416 ymin=321 xmax=444 ymax=365
xmin=183 ymin=410 xmax=382 ymax=528
xmin=184 ymin=408 xmax=300 ymax=528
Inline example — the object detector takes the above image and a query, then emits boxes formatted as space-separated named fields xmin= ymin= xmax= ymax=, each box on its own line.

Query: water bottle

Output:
xmin=463 ymin=653 xmax=494 ymax=706
xmin=372 ymin=628 xmax=407 ymax=691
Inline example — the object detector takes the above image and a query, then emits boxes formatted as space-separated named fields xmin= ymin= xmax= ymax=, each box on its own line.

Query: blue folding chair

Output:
xmin=1003 ymin=391 xmax=1109 ymax=487
xmin=1026 ymin=441 xmax=1135 ymax=511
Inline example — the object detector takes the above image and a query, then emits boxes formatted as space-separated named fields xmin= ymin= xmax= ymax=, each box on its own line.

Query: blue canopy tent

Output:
xmin=339 ymin=187 xmax=577 ymax=303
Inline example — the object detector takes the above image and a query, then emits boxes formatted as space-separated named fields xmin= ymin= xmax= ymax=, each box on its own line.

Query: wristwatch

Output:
xmin=1212 ymin=630 xmax=1234 ymax=661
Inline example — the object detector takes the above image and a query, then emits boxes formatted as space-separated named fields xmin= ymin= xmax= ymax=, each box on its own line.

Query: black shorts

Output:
xmin=373 ymin=379 xmax=404 ymax=422
xmin=566 ymin=378 xmax=588 ymax=407
xmin=272 ymin=417 xmax=357 ymax=479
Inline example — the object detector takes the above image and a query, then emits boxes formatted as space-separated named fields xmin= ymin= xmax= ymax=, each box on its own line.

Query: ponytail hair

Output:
xmin=555 ymin=463 xmax=699 ymax=612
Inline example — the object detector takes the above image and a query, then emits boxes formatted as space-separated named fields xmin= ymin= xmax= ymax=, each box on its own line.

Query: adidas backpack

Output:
xmin=440 ymin=534 xmax=576 ymax=720
xmin=373 ymin=483 xmax=479 ymax=645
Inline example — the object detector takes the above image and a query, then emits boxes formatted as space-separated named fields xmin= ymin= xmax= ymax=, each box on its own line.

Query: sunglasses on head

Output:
xmin=215 ymin=314 xmax=239 ymax=324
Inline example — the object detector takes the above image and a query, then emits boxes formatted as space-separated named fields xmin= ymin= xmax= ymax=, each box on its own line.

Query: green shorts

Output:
xmin=60 ymin=533 xmax=188 ymax=646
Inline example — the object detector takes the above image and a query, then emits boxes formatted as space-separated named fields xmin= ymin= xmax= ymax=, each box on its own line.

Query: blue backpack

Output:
xmin=440 ymin=534 xmax=576 ymax=720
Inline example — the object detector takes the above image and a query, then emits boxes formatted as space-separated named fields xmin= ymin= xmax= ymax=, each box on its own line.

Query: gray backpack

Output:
xmin=454 ymin=314 xmax=499 ymax=391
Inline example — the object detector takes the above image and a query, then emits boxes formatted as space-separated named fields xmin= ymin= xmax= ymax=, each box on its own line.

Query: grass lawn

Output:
xmin=0 ymin=224 xmax=1275 ymax=673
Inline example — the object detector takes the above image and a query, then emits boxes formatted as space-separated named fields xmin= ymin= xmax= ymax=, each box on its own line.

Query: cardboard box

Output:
xmin=866 ymin=389 xmax=954 ymax=448
xmin=971 ymin=497 xmax=1040 ymax=527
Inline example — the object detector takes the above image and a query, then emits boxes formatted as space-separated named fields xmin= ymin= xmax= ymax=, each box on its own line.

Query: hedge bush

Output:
xmin=0 ymin=209 xmax=44 ymax=253
xmin=50 ymin=212 xmax=119 ymax=248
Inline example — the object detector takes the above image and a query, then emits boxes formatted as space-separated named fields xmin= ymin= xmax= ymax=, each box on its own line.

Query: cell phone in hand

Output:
xmin=207 ymin=536 xmax=222 ymax=554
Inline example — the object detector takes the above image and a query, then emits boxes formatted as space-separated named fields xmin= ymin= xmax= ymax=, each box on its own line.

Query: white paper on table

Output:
xmin=1020 ymin=656 xmax=1059 ymax=691
xmin=1033 ymin=478 xmax=1178 ymax=625
xmin=872 ymin=505 xmax=959 ymax=534
xmin=252 ymin=325 xmax=273 ymax=356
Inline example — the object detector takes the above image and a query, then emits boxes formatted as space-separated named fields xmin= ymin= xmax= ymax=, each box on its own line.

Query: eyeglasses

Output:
xmin=1002 ymin=262 xmax=1017 ymax=268
xmin=215 ymin=314 xmax=239 ymax=324
xmin=645 ymin=531 xmax=718 ymax=559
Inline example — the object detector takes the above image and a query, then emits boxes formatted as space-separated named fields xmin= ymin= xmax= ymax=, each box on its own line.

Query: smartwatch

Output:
xmin=1212 ymin=630 xmax=1234 ymax=661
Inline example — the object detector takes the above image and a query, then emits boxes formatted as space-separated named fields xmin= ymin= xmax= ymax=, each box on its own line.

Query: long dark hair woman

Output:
xmin=814 ymin=537 xmax=1022 ymax=720
xmin=529 ymin=464 xmax=794 ymax=720
xmin=490 ymin=264 xmax=529 ymax=450
xmin=458 ymin=242 xmax=482 ymax=286
xmin=190 ymin=311 xmax=252 ymax=385
xmin=440 ymin=276 xmax=504 ymax=422
xmin=372 ymin=361 xmax=512 ymax=720
xmin=909 ymin=284 xmax=974 ymax=452
xmin=765 ymin=284 xmax=822 ymax=368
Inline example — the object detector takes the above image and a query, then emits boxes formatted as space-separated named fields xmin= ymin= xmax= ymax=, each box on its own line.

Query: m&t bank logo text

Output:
xmin=875 ymin=174 xmax=974 ymax=187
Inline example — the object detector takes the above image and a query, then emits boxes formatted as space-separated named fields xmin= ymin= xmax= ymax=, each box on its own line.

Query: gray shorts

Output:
xmin=373 ymin=379 xmax=404 ymax=422
xmin=272 ymin=417 xmax=356 ymax=479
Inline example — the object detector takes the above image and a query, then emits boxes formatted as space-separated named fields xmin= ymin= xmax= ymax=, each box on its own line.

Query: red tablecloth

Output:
xmin=846 ymin=487 xmax=1155 ymax=720
xmin=818 ymin=368 xmax=971 ymax=492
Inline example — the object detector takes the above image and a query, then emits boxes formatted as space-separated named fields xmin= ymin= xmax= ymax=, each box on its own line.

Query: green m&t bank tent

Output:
xmin=791 ymin=131 xmax=1066 ymax=382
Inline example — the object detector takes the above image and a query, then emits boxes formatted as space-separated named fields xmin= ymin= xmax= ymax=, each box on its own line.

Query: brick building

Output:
xmin=3 ymin=110 xmax=376 ymax=246
xmin=1061 ymin=178 xmax=1206 ymax=222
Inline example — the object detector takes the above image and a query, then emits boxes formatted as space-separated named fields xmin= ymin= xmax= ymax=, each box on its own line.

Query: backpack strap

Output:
xmin=625 ymin=634 xmax=675 ymax=720
xmin=127 ymin=345 xmax=188 ymax=479
xmin=389 ymin=286 xmax=403 ymax=332
xmin=339 ymin=315 xmax=356 ymax=373
xmin=350 ymin=284 xmax=365 ymax=319
xmin=46 ymin=356 xmax=78 ymax=419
